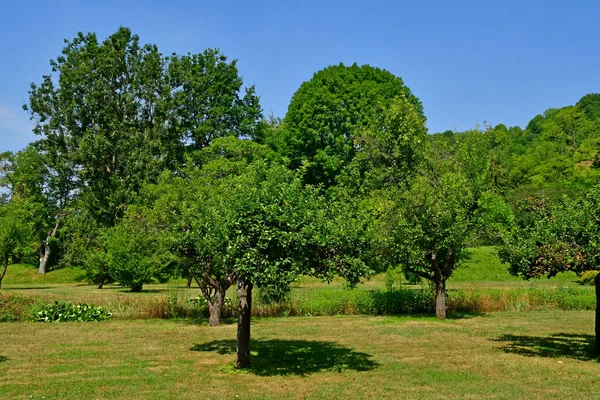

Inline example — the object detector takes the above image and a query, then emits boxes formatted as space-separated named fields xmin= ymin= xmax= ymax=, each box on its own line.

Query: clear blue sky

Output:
xmin=1 ymin=0 xmax=599 ymax=152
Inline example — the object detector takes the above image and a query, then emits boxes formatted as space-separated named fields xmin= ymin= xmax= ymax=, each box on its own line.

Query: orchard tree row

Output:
xmin=1 ymin=27 xmax=600 ymax=365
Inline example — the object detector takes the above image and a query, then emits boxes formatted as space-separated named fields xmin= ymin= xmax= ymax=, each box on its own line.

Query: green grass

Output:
xmin=450 ymin=246 xmax=578 ymax=285
xmin=0 ymin=311 xmax=598 ymax=399
xmin=2 ymin=264 xmax=88 ymax=285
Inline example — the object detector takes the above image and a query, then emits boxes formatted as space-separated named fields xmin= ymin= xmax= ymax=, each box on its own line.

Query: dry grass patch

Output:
xmin=0 ymin=311 xmax=598 ymax=399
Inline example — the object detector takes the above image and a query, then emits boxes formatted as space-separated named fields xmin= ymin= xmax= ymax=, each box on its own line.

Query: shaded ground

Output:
xmin=496 ymin=333 xmax=599 ymax=361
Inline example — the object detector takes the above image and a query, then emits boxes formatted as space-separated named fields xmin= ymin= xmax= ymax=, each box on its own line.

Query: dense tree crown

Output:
xmin=19 ymin=27 xmax=262 ymax=279
xmin=281 ymin=63 xmax=425 ymax=186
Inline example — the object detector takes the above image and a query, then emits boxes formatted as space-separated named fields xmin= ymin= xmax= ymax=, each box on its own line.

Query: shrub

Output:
xmin=577 ymin=270 xmax=598 ymax=286
xmin=34 ymin=301 xmax=112 ymax=322
xmin=256 ymin=284 xmax=292 ymax=305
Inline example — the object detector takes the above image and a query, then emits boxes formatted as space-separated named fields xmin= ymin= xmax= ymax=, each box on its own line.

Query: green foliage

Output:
xmin=167 ymin=50 xmax=264 ymax=149
xmin=487 ymin=93 xmax=600 ymax=200
xmin=342 ymin=95 xmax=427 ymax=192
xmin=376 ymin=130 xmax=506 ymax=284
xmin=499 ymin=185 xmax=600 ymax=279
xmin=578 ymin=270 xmax=599 ymax=286
xmin=23 ymin=28 xmax=263 ymax=278
xmin=256 ymin=284 xmax=292 ymax=305
xmin=26 ymin=28 xmax=169 ymax=228
xmin=34 ymin=301 xmax=112 ymax=322
xmin=282 ymin=63 xmax=424 ymax=185
xmin=102 ymin=217 xmax=173 ymax=292
xmin=0 ymin=204 xmax=31 ymax=276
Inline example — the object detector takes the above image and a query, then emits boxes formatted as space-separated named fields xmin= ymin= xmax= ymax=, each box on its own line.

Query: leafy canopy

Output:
xmin=282 ymin=63 xmax=424 ymax=186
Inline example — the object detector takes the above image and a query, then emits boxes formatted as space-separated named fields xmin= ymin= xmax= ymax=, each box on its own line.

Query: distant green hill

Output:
xmin=434 ymin=93 xmax=600 ymax=202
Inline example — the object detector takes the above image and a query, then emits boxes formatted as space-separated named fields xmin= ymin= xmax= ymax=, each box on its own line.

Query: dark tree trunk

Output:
xmin=186 ymin=275 xmax=193 ymax=288
xmin=130 ymin=282 xmax=144 ymax=292
xmin=208 ymin=288 xmax=225 ymax=327
xmin=97 ymin=273 xmax=105 ymax=289
xmin=235 ymin=279 xmax=253 ymax=369
xmin=38 ymin=242 xmax=51 ymax=275
xmin=0 ymin=260 xmax=8 ymax=289
xmin=435 ymin=278 xmax=447 ymax=319
xmin=595 ymin=272 xmax=600 ymax=354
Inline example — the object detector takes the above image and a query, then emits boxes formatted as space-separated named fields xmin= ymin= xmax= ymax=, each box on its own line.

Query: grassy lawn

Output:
xmin=0 ymin=311 xmax=598 ymax=399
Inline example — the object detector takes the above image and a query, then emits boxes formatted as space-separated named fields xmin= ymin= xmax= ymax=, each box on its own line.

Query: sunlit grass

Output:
xmin=0 ymin=311 xmax=597 ymax=399
xmin=2 ymin=264 xmax=88 ymax=286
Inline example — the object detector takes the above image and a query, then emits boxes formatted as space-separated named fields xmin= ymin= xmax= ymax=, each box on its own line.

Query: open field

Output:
xmin=0 ymin=311 xmax=598 ymax=399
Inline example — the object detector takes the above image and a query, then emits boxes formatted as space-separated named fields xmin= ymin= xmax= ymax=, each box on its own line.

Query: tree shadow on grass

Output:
xmin=191 ymin=339 xmax=379 ymax=376
xmin=0 ymin=356 xmax=7 ymax=363
xmin=495 ymin=333 xmax=599 ymax=361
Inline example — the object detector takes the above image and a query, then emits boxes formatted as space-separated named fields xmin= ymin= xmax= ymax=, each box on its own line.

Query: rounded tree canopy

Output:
xmin=281 ymin=63 xmax=424 ymax=186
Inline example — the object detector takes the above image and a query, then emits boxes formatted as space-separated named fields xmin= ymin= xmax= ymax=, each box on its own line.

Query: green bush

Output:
xmin=257 ymin=284 xmax=292 ymax=305
xmin=34 ymin=301 xmax=112 ymax=322
xmin=577 ymin=270 xmax=598 ymax=286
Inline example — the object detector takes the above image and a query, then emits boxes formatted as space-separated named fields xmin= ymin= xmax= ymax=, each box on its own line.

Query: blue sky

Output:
xmin=1 ymin=0 xmax=599 ymax=152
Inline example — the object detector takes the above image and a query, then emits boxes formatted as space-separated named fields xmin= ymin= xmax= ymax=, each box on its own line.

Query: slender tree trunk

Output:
xmin=186 ymin=275 xmax=193 ymax=288
xmin=38 ymin=242 xmax=51 ymax=275
xmin=39 ymin=223 xmax=60 ymax=275
xmin=0 ymin=260 xmax=8 ymax=289
xmin=208 ymin=287 xmax=225 ymax=327
xmin=235 ymin=279 xmax=253 ymax=369
xmin=435 ymin=278 xmax=447 ymax=319
xmin=595 ymin=272 xmax=600 ymax=354
xmin=97 ymin=273 xmax=105 ymax=289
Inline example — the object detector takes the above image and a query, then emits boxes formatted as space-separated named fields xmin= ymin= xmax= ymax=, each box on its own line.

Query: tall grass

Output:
xmin=1 ymin=285 xmax=594 ymax=322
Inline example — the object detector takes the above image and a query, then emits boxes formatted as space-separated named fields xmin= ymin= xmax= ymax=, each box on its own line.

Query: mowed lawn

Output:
xmin=1 ymin=311 xmax=598 ymax=400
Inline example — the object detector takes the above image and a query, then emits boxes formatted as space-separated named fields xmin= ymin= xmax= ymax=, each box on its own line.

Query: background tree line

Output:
xmin=1 ymin=27 xmax=600 ymax=364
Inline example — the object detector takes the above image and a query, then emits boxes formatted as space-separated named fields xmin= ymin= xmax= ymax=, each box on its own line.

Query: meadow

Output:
xmin=1 ymin=247 xmax=598 ymax=399
xmin=0 ymin=312 xmax=598 ymax=399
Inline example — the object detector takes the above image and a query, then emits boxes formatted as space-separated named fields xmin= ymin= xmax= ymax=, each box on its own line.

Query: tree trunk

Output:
xmin=0 ymin=260 xmax=8 ymax=289
xmin=38 ymin=242 xmax=51 ymax=275
xmin=186 ymin=275 xmax=193 ymax=288
xmin=208 ymin=287 xmax=225 ymax=327
xmin=435 ymin=278 xmax=447 ymax=319
xmin=235 ymin=279 xmax=253 ymax=369
xmin=130 ymin=282 xmax=144 ymax=292
xmin=39 ymin=223 xmax=60 ymax=276
xmin=595 ymin=272 xmax=600 ymax=354
xmin=97 ymin=273 xmax=105 ymax=289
